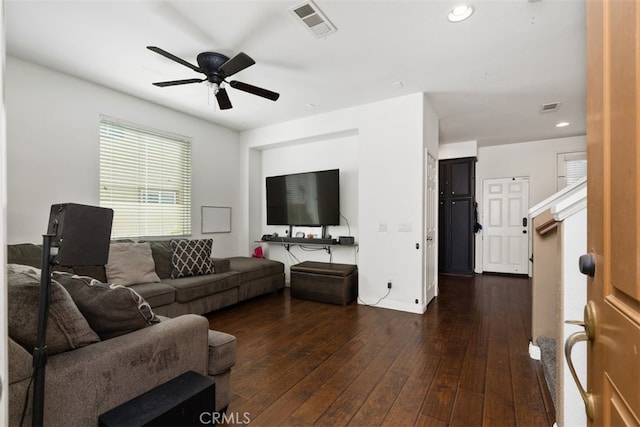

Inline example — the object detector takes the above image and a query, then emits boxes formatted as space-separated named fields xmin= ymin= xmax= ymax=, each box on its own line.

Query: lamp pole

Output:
xmin=32 ymin=234 xmax=55 ymax=426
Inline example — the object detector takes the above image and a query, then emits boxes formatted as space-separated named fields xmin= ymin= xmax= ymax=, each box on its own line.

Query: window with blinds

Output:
xmin=99 ymin=117 xmax=192 ymax=238
xmin=557 ymin=151 xmax=587 ymax=190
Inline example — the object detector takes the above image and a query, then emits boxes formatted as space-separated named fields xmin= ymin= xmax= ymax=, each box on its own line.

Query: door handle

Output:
xmin=522 ymin=217 xmax=528 ymax=227
xmin=564 ymin=301 xmax=596 ymax=421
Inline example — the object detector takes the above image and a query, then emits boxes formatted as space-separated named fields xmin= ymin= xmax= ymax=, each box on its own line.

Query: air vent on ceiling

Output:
xmin=540 ymin=102 xmax=561 ymax=113
xmin=290 ymin=0 xmax=337 ymax=38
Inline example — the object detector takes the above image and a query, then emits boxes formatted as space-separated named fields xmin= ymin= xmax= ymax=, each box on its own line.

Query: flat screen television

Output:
xmin=266 ymin=169 xmax=340 ymax=226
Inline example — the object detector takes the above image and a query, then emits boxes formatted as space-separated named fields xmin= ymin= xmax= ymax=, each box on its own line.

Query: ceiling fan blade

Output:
xmin=215 ymin=88 xmax=233 ymax=110
xmin=229 ymin=80 xmax=280 ymax=101
xmin=152 ymin=78 xmax=206 ymax=87
xmin=219 ymin=52 xmax=255 ymax=77
xmin=147 ymin=46 xmax=202 ymax=73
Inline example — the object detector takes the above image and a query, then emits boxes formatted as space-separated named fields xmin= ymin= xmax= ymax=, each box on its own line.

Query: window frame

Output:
xmin=557 ymin=151 xmax=587 ymax=190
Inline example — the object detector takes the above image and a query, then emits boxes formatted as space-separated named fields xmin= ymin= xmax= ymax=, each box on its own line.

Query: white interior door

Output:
xmin=482 ymin=177 xmax=530 ymax=274
xmin=424 ymin=152 xmax=437 ymax=306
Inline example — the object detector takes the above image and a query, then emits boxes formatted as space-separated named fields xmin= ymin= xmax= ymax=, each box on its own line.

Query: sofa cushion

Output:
xmin=170 ymin=239 xmax=214 ymax=278
xmin=207 ymin=330 xmax=237 ymax=375
xmin=145 ymin=240 xmax=173 ymax=279
xmin=128 ymin=281 xmax=177 ymax=308
xmin=52 ymin=271 xmax=160 ymax=340
xmin=7 ymin=265 xmax=100 ymax=355
xmin=105 ymin=242 xmax=161 ymax=286
xmin=8 ymin=337 xmax=32 ymax=384
xmin=212 ymin=258 xmax=231 ymax=274
xmin=7 ymin=243 xmax=42 ymax=268
xmin=162 ymin=272 xmax=239 ymax=303
xmin=227 ymin=256 xmax=285 ymax=282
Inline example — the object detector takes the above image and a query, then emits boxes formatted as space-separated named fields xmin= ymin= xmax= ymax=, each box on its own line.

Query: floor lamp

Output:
xmin=32 ymin=203 xmax=113 ymax=426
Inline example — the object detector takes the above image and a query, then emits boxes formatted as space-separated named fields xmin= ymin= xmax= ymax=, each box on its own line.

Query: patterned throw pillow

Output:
xmin=170 ymin=239 xmax=214 ymax=278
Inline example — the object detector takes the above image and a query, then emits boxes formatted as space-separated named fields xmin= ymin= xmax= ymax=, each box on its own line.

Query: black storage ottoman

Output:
xmin=99 ymin=371 xmax=215 ymax=427
xmin=290 ymin=261 xmax=358 ymax=305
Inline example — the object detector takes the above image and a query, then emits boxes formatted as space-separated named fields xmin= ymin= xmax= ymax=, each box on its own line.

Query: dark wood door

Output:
xmin=578 ymin=0 xmax=640 ymax=424
xmin=439 ymin=158 xmax=476 ymax=275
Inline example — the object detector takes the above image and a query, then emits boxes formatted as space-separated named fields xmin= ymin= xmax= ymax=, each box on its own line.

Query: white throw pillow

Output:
xmin=105 ymin=242 xmax=161 ymax=286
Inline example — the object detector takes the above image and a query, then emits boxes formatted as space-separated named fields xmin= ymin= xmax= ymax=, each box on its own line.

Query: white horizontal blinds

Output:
xmin=557 ymin=151 xmax=587 ymax=190
xmin=99 ymin=118 xmax=192 ymax=238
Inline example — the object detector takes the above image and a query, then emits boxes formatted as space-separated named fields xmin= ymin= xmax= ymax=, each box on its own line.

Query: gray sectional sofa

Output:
xmin=7 ymin=239 xmax=285 ymax=317
xmin=127 ymin=240 xmax=285 ymax=317
xmin=6 ymin=239 xmax=285 ymax=426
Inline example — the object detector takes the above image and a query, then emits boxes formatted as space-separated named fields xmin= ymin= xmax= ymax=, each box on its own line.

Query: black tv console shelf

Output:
xmin=257 ymin=237 xmax=357 ymax=254
xmin=262 ymin=236 xmax=338 ymax=245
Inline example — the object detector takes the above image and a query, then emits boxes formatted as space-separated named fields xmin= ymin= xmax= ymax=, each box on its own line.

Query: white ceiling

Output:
xmin=5 ymin=0 xmax=586 ymax=147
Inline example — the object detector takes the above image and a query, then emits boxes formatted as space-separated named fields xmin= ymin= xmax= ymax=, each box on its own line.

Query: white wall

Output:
xmin=1 ymin=2 xmax=9 ymax=421
xmin=241 ymin=92 xmax=439 ymax=314
xmin=474 ymin=135 xmax=586 ymax=273
xmin=6 ymin=58 xmax=243 ymax=257
xmin=258 ymin=134 xmax=359 ymax=275
xmin=439 ymin=140 xmax=478 ymax=159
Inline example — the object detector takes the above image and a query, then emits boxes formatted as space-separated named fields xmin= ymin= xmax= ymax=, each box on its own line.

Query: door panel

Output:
xmin=489 ymin=197 xmax=502 ymax=226
xmin=508 ymin=196 xmax=523 ymax=226
xmin=438 ymin=199 xmax=446 ymax=272
xmin=487 ymin=235 xmax=501 ymax=264
xmin=507 ymin=236 xmax=523 ymax=265
xmin=449 ymin=160 xmax=472 ymax=197
xmin=450 ymin=199 xmax=472 ymax=272
xmin=605 ymin=375 xmax=637 ymax=426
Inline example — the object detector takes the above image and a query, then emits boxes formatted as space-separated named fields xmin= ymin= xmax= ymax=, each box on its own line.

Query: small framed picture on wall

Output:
xmin=202 ymin=206 xmax=231 ymax=233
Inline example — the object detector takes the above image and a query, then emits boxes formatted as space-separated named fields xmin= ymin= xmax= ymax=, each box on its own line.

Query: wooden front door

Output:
xmin=579 ymin=0 xmax=640 ymax=424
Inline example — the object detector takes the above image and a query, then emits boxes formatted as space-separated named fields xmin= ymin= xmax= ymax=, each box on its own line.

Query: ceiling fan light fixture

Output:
xmin=448 ymin=4 xmax=475 ymax=23
xmin=207 ymin=81 xmax=219 ymax=92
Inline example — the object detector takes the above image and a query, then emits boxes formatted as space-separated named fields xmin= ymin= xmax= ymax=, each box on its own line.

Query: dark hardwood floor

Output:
xmin=207 ymin=274 xmax=555 ymax=426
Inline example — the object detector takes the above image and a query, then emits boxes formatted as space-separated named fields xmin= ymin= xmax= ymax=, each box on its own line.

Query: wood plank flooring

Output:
xmin=207 ymin=274 xmax=555 ymax=426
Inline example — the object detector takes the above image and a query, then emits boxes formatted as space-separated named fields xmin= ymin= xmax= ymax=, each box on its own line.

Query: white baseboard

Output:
xmin=529 ymin=341 xmax=541 ymax=360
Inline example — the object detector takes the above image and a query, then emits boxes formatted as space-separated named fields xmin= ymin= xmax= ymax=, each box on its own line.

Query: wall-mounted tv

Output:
xmin=266 ymin=169 xmax=340 ymax=226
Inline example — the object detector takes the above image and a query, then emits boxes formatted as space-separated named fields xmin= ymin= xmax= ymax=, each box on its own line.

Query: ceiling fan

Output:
xmin=147 ymin=46 xmax=280 ymax=110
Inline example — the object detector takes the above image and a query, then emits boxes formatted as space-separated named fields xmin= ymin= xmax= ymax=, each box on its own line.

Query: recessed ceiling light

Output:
xmin=448 ymin=4 xmax=475 ymax=23
xmin=556 ymin=121 xmax=570 ymax=128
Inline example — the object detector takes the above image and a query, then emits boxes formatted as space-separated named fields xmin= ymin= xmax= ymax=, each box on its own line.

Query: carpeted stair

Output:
xmin=537 ymin=336 xmax=557 ymax=409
